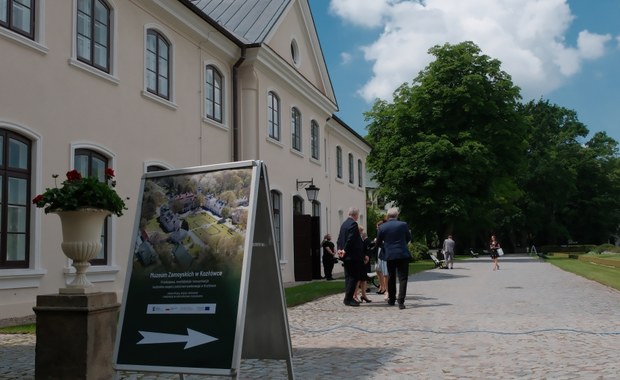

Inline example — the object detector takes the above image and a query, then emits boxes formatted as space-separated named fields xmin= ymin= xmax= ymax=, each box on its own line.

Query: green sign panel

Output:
xmin=114 ymin=161 xmax=292 ymax=377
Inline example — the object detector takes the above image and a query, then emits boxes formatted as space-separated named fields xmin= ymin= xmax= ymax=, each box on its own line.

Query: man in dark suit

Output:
xmin=376 ymin=207 xmax=412 ymax=310
xmin=337 ymin=207 xmax=364 ymax=307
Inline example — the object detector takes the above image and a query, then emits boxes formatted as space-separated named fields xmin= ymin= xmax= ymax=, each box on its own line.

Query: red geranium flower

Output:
xmin=66 ymin=169 xmax=82 ymax=181
xmin=105 ymin=168 xmax=115 ymax=179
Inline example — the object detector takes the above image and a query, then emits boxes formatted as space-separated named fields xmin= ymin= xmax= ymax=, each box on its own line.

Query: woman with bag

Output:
xmin=489 ymin=235 xmax=501 ymax=271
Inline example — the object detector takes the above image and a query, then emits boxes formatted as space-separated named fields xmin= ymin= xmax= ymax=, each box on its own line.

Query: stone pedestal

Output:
xmin=33 ymin=292 xmax=120 ymax=380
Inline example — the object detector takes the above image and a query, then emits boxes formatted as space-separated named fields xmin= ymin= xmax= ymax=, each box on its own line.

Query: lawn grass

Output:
xmin=0 ymin=324 xmax=35 ymax=334
xmin=546 ymin=256 xmax=620 ymax=291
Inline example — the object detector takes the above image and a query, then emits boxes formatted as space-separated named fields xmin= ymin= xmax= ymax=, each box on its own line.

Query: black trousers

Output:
xmin=343 ymin=260 xmax=358 ymax=301
xmin=323 ymin=255 xmax=335 ymax=279
xmin=387 ymin=258 xmax=410 ymax=304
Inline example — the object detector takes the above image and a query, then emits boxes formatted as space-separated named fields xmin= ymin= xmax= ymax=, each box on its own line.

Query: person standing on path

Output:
xmin=337 ymin=207 xmax=364 ymax=307
xmin=376 ymin=207 xmax=412 ymax=310
xmin=490 ymin=234 xmax=501 ymax=270
xmin=321 ymin=234 xmax=336 ymax=280
xmin=442 ymin=235 xmax=455 ymax=269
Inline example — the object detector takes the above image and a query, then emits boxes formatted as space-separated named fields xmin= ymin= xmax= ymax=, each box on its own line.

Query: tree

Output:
xmin=365 ymin=41 xmax=525 ymax=248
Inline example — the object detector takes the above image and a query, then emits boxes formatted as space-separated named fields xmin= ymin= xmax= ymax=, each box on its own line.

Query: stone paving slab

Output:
xmin=1 ymin=256 xmax=619 ymax=379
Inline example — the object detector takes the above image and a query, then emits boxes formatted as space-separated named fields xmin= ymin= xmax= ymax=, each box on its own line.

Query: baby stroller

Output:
xmin=429 ymin=250 xmax=447 ymax=269
xmin=469 ymin=248 xmax=479 ymax=258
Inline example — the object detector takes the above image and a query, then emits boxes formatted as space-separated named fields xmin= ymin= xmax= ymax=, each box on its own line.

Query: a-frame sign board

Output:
xmin=113 ymin=160 xmax=294 ymax=379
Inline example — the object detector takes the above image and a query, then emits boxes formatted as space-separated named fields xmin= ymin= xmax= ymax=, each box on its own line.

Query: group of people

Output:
xmin=323 ymin=206 xmax=412 ymax=309
xmin=321 ymin=208 xmax=504 ymax=309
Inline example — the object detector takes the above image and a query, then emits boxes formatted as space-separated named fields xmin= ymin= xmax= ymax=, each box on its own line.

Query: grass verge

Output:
xmin=546 ymin=256 xmax=620 ymax=291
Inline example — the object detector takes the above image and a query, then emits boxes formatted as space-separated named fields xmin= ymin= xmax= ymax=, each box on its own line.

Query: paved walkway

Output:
xmin=2 ymin=255 xmax=619 ymax=379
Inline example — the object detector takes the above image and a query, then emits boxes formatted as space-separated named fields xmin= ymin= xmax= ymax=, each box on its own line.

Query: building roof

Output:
xmin=187 ymin=0 xmax=291 ymax=44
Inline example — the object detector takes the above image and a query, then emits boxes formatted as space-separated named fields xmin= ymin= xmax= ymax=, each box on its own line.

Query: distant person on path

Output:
xmin=376 ymin=207 xmax=412 ymax=310
xmin=321 ymin=233 xmax=336 ymax=280
xmin=337 ymin=207 xmax=365 ymax=307
xmin=442 ymin=235 xmax=455 ymax=269
xmin=490 ymin=234 xmax=501 ymax=270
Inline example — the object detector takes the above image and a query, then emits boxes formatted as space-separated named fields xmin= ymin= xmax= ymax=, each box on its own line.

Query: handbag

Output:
xmin=497 ymin=248 xmax=504 ymax=256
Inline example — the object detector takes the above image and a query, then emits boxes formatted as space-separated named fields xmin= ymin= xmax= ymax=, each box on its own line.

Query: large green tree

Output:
xmin=365 ymin=41 xmax=526 ymax=248
xmin=516 ymin=100 xmax=620 ymax=245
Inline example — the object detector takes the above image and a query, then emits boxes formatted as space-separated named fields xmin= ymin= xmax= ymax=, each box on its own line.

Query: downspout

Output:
xmin=232 ymin=46 xmax=246 ymax=162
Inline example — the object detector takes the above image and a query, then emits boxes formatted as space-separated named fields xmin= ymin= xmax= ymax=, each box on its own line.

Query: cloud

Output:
xmin=340 ymin=52 xmax=353 ymax=65
xmin=329 ymin=0 xmax=613 ymax=103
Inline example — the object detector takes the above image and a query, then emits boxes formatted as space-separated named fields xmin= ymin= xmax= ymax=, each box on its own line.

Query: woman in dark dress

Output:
xmin=321 ymin=234 xmax=336 ymax=280
xmin=490 ymin=235 xmax=500 ymax=271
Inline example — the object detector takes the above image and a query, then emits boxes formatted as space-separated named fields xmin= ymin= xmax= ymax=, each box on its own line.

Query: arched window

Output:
xmin=336 ymin=146 xmax=342 ymax=179
xmin=205 ymin=65 xmax=223 ymax=122
xmin=74 ymin=149 xmax=110 ymax=265
xmin=267 ymin=91 xmax=280 ymax=141
xmin=358 ymin=159 xmax=363 ymax=187
xmin=76 ymin=0 xmax=111 ymax=73
xmin=348 ymin=153 xmax=354 ymax=184
xmin=146 ymin=29 xmax=170 ymax=100
xmin=293 ymin=195 xmax=304 ymax=215
xmin=0 ymin=129 xmax=31 ymax=269
xmin=271 ymin=190 xmax=282 ymax=260
xmin=310 ymin=120 xmax=319 ymax=160
xmin=291 ymin=107 xmax=301 ymax=151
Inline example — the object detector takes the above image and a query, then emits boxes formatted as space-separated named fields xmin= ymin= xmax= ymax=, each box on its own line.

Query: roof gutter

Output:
xmin=232 ymin=46 xmax=246 ymax=161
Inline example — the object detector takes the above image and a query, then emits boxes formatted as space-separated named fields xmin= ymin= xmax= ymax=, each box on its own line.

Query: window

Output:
xmin=293 ymin=195 xmax=304 ymax=215
xmin=146 ymin=29 xmax=170 ymax=100
xmin=74 ymin=149 xmax=110 ymax=265
xmin=291 ymin=107 xmax=301 ymax=151
xmin=271 ymin=190 xmax=281 ymax=260
xmin=0 ymin=0 xmax=35 ymax=39
xmin=336 ymin=146 xmax=342 ymax=179
xmin=205 ymin=65 xmax=223 ymax=122
xmin=310 ymin=120 xmax=319 ymax=160
xmin=312 ymin=201 xmax=320 ymax=217
xmin=268 ymin=91 xmax=280 ymax=140
xmin=0 ymin=130 xmax=31 ymax=269
xmin=290 ymin=38 xmax=299 ymax=65
xmin=348 ymin=153 xmax=354 ymax=184
xmin=358 ymin=159 xmax=363 ymax=187
xmin=76 ymin=0 xmax=111 ymax=73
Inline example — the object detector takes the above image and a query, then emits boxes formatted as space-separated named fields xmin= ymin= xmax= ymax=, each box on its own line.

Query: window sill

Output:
xmin=266 ymin=137 xmax=284 ymax=148
xmin=309 ymin=157 xmax=321 ymax=166
xmin=202 ymin=117 xmax=228 ymax=131
xmin=68 ymin=58 xmax=119 ymax=85
xmin=290 ymin=148 xmax=304 ymax=158
xmin=141 ymin=90 xmax=178 ymax=110
xmin=0 ymin=28 xmax=49 ymax=55
xmin=0 ymin=268 xmax=48 ymax=289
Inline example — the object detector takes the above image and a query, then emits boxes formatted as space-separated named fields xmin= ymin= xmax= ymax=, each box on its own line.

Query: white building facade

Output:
xmin=0 ymin=0 xmax=370 ymax=319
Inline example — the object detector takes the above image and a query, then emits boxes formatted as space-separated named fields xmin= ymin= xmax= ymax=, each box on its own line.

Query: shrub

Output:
xmin=408 ymin=241 xmax=427 ymax=262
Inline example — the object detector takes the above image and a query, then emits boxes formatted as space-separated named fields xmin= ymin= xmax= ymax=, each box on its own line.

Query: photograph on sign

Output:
xmin=115 ymin=163 xmax=254 ymax=374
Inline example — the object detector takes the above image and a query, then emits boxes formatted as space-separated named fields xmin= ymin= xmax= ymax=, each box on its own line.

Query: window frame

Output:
xmin=205 ymin=64 xmax=223 ymax=123
xmin=310 ymin=120 xmax=319 ymax=160
xmin=0 ymin=0 xmax=36 ymax=39
xmin=76 ymin=0 xmax=111 ymax=73
xmin=336 ymin=146 xmax=342 ymax=179
xmin=267 ymin=91 xmax=280 ymax=141
xmin=348 ymin=153 xmax=354 ymax=184
xmin=291 ymin=107 xmax=302 ymax=151
xmin=0 ymin=129 xmax=32 ymax=269
xmin=145 ymin=28 xmax=171 ymax=100
xmin=358 ymin=159 xmax=363 ymax=188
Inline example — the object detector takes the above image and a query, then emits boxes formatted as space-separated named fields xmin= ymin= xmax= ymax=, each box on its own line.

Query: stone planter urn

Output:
xmin=54 ymin=208 xmax=110 ymax=293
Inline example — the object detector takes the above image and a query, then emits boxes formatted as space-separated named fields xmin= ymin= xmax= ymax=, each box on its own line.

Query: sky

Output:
xmin=308 ymin=0 xmax=620 ymax=144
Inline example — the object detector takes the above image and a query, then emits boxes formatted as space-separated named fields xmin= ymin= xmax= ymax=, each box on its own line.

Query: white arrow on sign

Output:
xmin=137 ymin=328 xmax=218 ymax=349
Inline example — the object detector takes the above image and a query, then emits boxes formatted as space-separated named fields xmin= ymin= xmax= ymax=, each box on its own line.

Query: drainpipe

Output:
xmin=232 ymin=46 xmax=246 ymax=162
